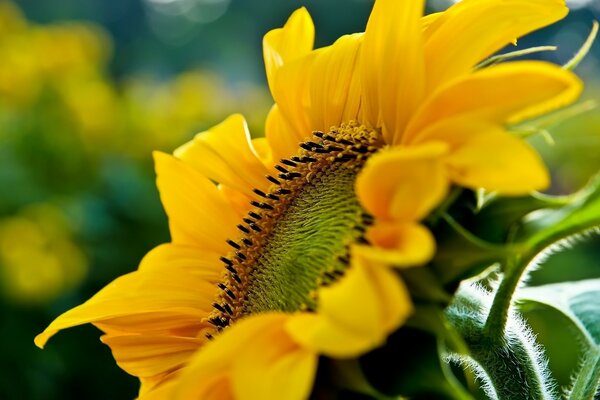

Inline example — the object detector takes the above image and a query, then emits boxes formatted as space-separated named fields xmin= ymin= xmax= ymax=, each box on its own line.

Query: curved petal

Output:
xmin=308 ymin=33 xmax=362 ymax=132
xmin=263 ymin=7 xmax=314 ymax=97
xmin=176 ymin=315 xmax=282 ymax=398
xmin=355 ymin=143 xmax=449 ymax=222
xmin=445 ymin=126 xmax=549 ymax=195
xmin=173 ymin=114 xmax=271 ymax=198
xmin=264 ymin=11 xmax=315 ymax=141
xmin=101 ymin=334 xmax=204 ymax=379
xmin=424 ymin=0 xmax=568 ymax=89
xmin=361 ymin=0 xmax=426 ymax=142
xmin=174 ymin=313 xmax=316 ymax=400
xmin=421 ymin=12 xmax=443 ymax=32
xmin=34 ymin=264 xmax=216 ymax=348
xmin=272 ymin=51 xmax=316 ymax=141
xmin=273 ymin=51 xmax=318 ymax=141
xmin=231 ymin=319 xmax=317 ymax=400
xmin=251 ymin=137 xmax=274 ymax=168
xmin=273 ymin=34 xmax=363 ymax=141
xmin=218 ymin=184 xmax=253 ymax=221
xmin=286 ymin=257 xmax=412 ymax=358
xmin=138 ymin=243 xmax=222 ymax=284
xmin=139 ymin=372 xmax=177 ymax=398
xmin=154 ymin=151 xmax=239 ymax=252
xmin=353 ymin=221 xmax=435 ymax=268
xmin=405 ymin=61 xmax=582 ymax=144
xmin=265 ymin=104 xmax=302 ymax=163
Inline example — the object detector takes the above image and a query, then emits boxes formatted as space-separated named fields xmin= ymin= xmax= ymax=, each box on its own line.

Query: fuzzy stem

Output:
xmin=568 ymin=348 xmax=600 ymax=400
xmin=483 ymin=254 xmax=525 ymax=342
xmin=447 ymin=285 xmax=557 ymax=399
xmin=485 ymin=221 xmax=600 ymax=341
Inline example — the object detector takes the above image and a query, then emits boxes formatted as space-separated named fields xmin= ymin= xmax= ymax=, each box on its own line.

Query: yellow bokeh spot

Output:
xmin=0 ymin=204 xmax=88 ymax=305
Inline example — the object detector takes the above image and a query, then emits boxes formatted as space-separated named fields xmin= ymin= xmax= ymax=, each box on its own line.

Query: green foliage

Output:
xmin=374 ymin=173 xmax=600 ymax=399
xmin=518 ymin=280 xmax=600 ymax=399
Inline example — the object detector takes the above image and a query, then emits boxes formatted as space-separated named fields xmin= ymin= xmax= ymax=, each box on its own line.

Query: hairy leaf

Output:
xmin=518 ymin=279 xmax=600 ymax=399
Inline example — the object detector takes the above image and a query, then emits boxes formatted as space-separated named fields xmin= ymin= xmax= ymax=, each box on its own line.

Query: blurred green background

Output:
xmin=0 ymin=0 xmax=598 ymax=398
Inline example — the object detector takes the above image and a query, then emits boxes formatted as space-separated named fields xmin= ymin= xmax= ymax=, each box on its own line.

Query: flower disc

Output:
xmin=209 ymin=123 xmax=381 ymax=332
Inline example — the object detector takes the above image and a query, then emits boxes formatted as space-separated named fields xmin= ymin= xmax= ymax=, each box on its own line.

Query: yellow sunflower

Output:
xmin=36 ymin=0 xmax=582 ymax=398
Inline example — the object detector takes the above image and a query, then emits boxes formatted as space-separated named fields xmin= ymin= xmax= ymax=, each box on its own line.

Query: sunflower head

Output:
xmin=209 ymin=123 xmax=383 ymax=333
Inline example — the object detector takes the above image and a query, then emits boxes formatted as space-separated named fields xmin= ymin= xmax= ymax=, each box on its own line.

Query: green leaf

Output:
xmin=515 ymin=173 xmax=600 ymax=250
xmin=518 ymin=279 xmax=600 ymax=345
xmin=517 ymin=279 xmax=600 ymax=399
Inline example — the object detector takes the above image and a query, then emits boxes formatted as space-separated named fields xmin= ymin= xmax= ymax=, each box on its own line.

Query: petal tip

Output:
xmin=34 ymin=330 xmax=52 ymax=349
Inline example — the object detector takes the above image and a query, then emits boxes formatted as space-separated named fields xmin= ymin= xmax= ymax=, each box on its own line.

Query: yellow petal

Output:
xmin=287 ymin=313 xmax=373 ymax=358
xmin=274 ymin=34 xmax=363 ymax=140
xmin=95 ymin=313 xmax=211 ymax=338
xmin=140 ymin=373 xmax=234 ymax=400
xmin=272 ymin=51 xmax=316 ymax=141
xmin=138 ymin=243 xmax=221 ymax=284
xmin=355 ymin=143 xmax=449 ymax=222
xmin=232 ymin=318 xmax=317 ymax=400
xmin=188 ymin=372 xmax=233 ymax=400
xmin=174 ymin=313 xmax=315 ymax=400
xmin=424 ymin=0 xmax=568 ymax=89
xmin=445 ymin=127 xmax=549 ymax=195
xmin=154 ymin=151 xmax=238 ymax=253
xmin=34 ymin=262 xmax=216 ymax=348
xmin=143 ymin=373 xmax=233 ymax=400
xmin=308 ymin=33 xmax=362 ymax=132
xmin=263 ymin=7 xmax=314 ymax=97
xmin=172 ymin=314 xmax=276 ymax=400
xmin=218 ymin=184 xmax=253 ymax=221
xmin=421 ymin=12 xmax=443 ymax=32
xmin=409 ymin=116 xmax=486 ymax=151
xmin=265 ymin=104 xmax=302 ymax=163
xmin=251 ymin=137 xmax=274 ymax=168
xmin=287 ymin=257 xmax=412 ymax=358
xmin=361 ymin=0 xmax=426 ymax=142
xmin=173 ymin=114 xmax=271 ymax=198
xmin=101 ymin=334 xmax=204 ymax=378
xmin=139 ymin=372 xmax=176 ymax=398
xmin=405 ymin=61 xmax=583 ymax=144
xmin=353 ymin=221 xmax=435 ymax=268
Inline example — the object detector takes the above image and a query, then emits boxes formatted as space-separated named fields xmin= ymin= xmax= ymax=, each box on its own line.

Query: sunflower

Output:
xmin=35 ymin=0 xmax=581 ymax=398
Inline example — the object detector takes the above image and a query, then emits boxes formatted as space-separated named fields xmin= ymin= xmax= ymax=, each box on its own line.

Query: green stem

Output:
xmin=482 ymin=254 xmax=525 ymax=341
xmin=447 ymin=285 xmax=557 ymax=399
xmin=568 ymin=348 xmax=600 ymax=400
xmin=476 ymin=45 xmax=557 ymax=69
xmin=491 ymin=206 xmax=600 ymax=339
xmin=562 ymin=21 xmax=598 ymax=71
xmin=483 ymin=211 xmax=598 ymax=341
xmin=441 ymin=213 xmax=517 ymax=253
